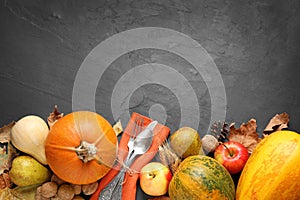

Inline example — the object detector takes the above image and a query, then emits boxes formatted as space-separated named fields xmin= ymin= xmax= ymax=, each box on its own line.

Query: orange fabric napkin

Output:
xmin=91 ymin=112 xmax=170 ymax=200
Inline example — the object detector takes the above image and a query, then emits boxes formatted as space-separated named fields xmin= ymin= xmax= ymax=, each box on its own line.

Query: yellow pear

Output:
xmin=9 ymin=156 xmax=51 ymax=187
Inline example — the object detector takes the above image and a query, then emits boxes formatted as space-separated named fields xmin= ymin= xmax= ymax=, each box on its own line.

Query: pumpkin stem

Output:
xmin=75 ymin=141 xmax=98 ymax=163
xmin=46 ymin=145 xmax=77 ymax=152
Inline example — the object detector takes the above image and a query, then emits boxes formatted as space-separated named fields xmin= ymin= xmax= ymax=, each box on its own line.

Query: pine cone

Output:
xmin=209 ymin=121 xmax=230 ymax=143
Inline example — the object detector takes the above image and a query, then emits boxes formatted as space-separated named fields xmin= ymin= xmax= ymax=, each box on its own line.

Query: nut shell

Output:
xmin=57 ymin=184 xmax=75 ymax=200
xmin=202 ymin=134 xmax=219 ymax=153
xmin=40 ymin=182 xmax=58 ymax=198
xmin=82 ymin=181 xmax=98 ymax=195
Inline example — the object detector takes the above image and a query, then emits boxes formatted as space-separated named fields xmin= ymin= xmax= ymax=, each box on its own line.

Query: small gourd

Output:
xmin=168 ymin=155 xmax=235 ymax=200
xmin=11 ymin=115 xmax=49 ymax=165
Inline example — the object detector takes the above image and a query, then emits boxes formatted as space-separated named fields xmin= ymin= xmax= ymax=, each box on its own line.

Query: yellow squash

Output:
xmin=236 ymin=130 xmax=300 ymax=199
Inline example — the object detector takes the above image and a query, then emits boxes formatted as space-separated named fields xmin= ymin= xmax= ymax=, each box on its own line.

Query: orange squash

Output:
xmin=45 ymin=111 xmax=118 ymax=185
xmin=236 ymin=130 xmax=300 ymax=199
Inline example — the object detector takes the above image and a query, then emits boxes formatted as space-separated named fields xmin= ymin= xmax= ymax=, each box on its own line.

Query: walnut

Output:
xmin=70 ymin=184 xmax=82 ymax=195
xmin=57 ymin=184 xmax=75 ymax=200
xmin=82 ymin=181 xmax=98 ymax=195
xmin=35 ymin=186 xmax=50 ymax=200
xmin=50 ymin=196 xmax=59 ymax=200
xmin=40 ymin=181 xmax=58 ymax=198
xmin=51 ymin=174 xmax=65 ymax=186
xmin=72 ymin=196 xmax=85 ymax=200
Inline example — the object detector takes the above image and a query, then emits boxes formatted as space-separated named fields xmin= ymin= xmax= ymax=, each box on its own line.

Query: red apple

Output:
xmin=139 ymin=162 xmax=172 ymax=196
xmin=214 ymin=141 xmax=249 ymax=174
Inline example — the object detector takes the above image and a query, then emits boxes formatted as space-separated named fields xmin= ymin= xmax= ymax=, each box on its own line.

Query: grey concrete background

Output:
xmin=1 ymin=0 xmax=300 ymax=133
xmin=0 ymin=0 xmax=300 ymax=198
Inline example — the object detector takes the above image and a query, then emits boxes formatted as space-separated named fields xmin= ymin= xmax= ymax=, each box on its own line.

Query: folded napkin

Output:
xmin=91 ymin=112 xmax=170 ymax=200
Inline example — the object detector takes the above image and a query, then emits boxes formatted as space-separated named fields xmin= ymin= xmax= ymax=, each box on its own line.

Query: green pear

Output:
xmin=9 ymin=155 xmax=51 ymax=187
xmin=170 ymin=127 xmax=203 ymax=158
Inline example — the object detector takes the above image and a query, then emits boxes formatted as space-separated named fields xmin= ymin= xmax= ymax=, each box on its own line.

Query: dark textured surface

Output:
xmin=1 ymin=0 xmax=300 ymax=199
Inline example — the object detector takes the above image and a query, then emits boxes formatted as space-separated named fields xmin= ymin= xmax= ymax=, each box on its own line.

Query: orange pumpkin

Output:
xmin=45 ymin=111 xmax=118 ymax=185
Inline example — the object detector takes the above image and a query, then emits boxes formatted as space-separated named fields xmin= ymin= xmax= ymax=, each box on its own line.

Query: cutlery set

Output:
xmin=99 ymin=117 xmax=158 ymax=200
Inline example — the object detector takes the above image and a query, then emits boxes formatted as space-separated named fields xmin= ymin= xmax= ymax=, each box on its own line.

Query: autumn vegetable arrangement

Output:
xmin=0 ymin=106 xmax=118 ymax=199
xmin=0 ymin=106 xmax=299 ymax=200
xmin=151 ymin=112 xmax=300 ymax=200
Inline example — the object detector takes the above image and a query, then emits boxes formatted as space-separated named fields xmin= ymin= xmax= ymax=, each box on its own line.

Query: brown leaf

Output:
xmin=0 ymin=122 xmax=19 ymax=173
xmin=47 ymin=105 xmax=63 ymax=129
xmin=0 ymin=122 xmax=15 ymax=143
xmin=228 ymin=119 xmax=261 ymax=154
xmin=0 ymin=172 xmax=12 ymax=189
xmin=113 ymin=120 xmax=123 ymax=136
xmin=263 ymin=112 xmax=289 ymax=137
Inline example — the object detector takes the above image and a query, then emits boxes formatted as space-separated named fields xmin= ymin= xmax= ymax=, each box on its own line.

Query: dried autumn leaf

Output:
xmin=0 ymin=172 xmax=12 ymax=189
xmin=0 ymin=185 xmax=38 ymax=200
xmin=0 ymin=187 xmax=13 ymax=200
xmin=113 ymin=120 xmax=123 ymax=136
xmin=263 ymin=112 xmax=289 ymax=137
xmin=0 ymin=122 xmax=18 ymax=174
xmin=47 ymin=105 xmax=63 ymax=129
xmin=228 ymin=119 xmax=261 ymax=154
xmin=11 ymin=185 xmax=39 ymax=199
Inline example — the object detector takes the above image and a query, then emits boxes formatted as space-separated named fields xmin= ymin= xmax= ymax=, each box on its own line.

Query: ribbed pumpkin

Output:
xmin=168 ymin=155 xmax=235 ymax=200
xmin=236 ymin=130 xmax=300 ymax=199
xmin=45 ymin=111 xmax=118 ymax=185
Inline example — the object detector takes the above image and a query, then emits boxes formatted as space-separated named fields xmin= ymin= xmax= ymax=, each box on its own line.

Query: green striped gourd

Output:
xmin=168 ymin=155 xmax=235 ymax=200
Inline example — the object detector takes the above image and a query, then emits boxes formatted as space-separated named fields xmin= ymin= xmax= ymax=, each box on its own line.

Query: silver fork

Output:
xmin=99 ymin=115 xmax=144 ymax=200
xmin=109 ymin=120 xmax=157 ymax=200
xmin=124 ymin=116 xmax=143 ymax=164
